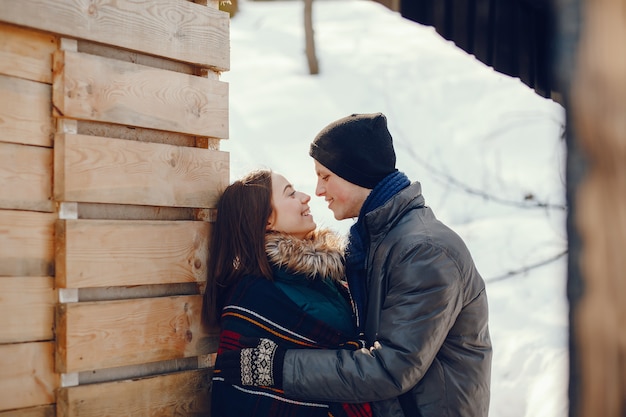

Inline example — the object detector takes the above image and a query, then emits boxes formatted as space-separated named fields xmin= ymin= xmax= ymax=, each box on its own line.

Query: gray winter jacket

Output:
xmin=282 ymin=182 xmax=492 ymax=417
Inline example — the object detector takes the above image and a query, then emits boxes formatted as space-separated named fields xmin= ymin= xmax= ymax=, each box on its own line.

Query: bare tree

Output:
xmin=304 ymin=0 xmax=319 ymax=74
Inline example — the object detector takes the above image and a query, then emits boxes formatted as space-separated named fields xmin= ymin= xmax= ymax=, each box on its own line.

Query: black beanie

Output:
xmin=309 ymin=112 xmax=397 ymax=189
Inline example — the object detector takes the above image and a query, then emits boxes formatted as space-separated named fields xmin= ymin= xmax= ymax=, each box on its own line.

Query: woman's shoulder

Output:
xmin=232 ymin=273 xmax=276 ymax=294
xmin=266 ymin=229 xmax=346 ymax=282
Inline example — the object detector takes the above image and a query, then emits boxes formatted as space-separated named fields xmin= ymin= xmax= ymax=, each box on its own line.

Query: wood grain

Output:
xmin=56 ymin=219 xmax=209 ymax=288
xmin=56 ymin=295 xmax=210 ymax=372
xmin=53 ymin=50 xmax=228 ymax=137
xmin=0 ymin=405 xmax=55 ymax=417
xmin=0 ymin=74 xmax=53 ymax=147
xmin=54 ymin=133 xmax=229 ymax=208
xmin=0 ymin=142 xmax=53 ymax=212
xmin=0 ymin=210 xmax=55 ymax=277
xmin=0 ymin=22 xmax=57 ymax=84
xmin=0 ymin=277 xmax=55 ymax=343
xmin=57 ymin=369 xmax=211 ymax=417
xmin=0 ymin=342 xmax=58 ymax=412
xmin=0 ymin=0 xmax=230 ymax=70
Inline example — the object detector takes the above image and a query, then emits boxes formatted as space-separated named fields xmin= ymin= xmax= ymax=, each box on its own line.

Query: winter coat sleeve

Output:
xmin=282 ymin=240 xmax=465 ymax=403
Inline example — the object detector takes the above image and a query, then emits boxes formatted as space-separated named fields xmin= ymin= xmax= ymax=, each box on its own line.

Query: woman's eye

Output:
xmin=289 ymin=191 xmax=296 ymax=197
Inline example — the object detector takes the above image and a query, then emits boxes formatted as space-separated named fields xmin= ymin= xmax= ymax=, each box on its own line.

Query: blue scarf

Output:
xmin=345 ymin=171 xmax=410 ymax=332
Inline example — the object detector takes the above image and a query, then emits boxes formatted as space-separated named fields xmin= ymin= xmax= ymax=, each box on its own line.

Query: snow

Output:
xmin=221 ymin=1 xmax=569 ymax=415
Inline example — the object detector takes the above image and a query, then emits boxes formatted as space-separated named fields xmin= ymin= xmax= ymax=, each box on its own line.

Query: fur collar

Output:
xmin=265 ymin=229 xmax=346 ymax=282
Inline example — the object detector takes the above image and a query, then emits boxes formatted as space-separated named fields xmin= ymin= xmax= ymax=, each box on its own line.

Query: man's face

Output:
xmin=313 ymin=160 xmax=371 ymax=220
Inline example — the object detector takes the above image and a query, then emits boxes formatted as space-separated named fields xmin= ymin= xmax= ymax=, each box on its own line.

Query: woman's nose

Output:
xmin=299 ymin=192 xmax=311 ymax=203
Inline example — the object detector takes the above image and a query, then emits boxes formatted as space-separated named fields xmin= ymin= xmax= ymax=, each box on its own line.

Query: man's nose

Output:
xmin=315 ymin=182 xmax=324 ymax=196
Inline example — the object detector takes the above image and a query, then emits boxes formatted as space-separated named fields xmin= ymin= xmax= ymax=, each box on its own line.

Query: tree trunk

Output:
xmin=304 ymin=0 xmax=319 ymax=75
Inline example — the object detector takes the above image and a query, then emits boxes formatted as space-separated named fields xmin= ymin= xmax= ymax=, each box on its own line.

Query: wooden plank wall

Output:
xmin=0 ymin=1 xmax=229 ymax=415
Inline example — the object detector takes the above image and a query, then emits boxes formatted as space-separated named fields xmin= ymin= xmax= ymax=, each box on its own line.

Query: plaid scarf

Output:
xmin=212 ymin=274 xmax=372 ymax=417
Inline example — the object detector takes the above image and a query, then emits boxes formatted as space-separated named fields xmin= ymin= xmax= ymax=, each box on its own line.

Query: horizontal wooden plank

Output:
xmin=77 ymin=119 xmax=198 ymax=147
xmin=77 ymin=283 xmax=201 ymax=303
xmin=0 ymin=74 xmax=53 ymax=147
xmin=56 ymin=219 xmax=209 ymax=288
xmin=0 ymin=342 xmax=58 ymax=412
xmin=0 ymin=0 xmax=230 ymax=70
xmin=0 ymin=142 xmax=53 ymax=212
xmin=56 ymin=295 xmax=211 ymax=372
xmin=75 ymin=202 xmax=208 ymax=221
xmin=0 ymin=405 xmax=55 ymax=417
xmin=53 ymin=50 xmax=229 ymax=137
xmin=0 ymin=210 xmax=55 ymax=277
xmin=0 ymin=277 xmax=55 ymax=343
xmin=54 ymin=133 xmax=229 ymax=208
xmin=76 ymin=353 xmax=216 ymax=385
xmin=0 ymin=22 xmax=57 ymax=83
xmin=78 ymin=39 xmax=197 ymax=76
xmin=57 ymin=369 xmax=211 ymax=417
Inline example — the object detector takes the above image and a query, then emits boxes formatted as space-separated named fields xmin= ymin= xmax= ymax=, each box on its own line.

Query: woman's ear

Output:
xmin=266 ymin=212 xmax=275 ymax=232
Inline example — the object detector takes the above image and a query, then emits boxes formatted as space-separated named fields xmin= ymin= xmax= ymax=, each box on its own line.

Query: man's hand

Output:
xmin=216 ymin=337 xmax=286 ymax=388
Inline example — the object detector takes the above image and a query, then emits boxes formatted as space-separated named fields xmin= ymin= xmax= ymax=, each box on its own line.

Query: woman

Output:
xmin=203 ymin=169 xmax=371 ymax=417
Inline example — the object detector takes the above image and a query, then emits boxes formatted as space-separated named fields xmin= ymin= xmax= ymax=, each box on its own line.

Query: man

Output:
xmin=218 ymin=113 xmax=492 ymax=416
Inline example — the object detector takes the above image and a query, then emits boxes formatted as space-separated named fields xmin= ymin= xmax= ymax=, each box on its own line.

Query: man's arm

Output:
xmin=282 ymin=243 xmax=464 ymax=402
xmin=217 ymin=243 xmax=465 ymax=403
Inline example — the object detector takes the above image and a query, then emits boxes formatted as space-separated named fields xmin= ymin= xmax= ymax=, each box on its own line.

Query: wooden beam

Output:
xmin=56 ymin=219 xmax=209 ymax=288
xmin=77 ymin=120 xmax=198 ymax=147
xmin=75 ymin=202 xmax=200 ymax=221
xmin=0 ymin=142 xmax=53 ymax=212
xmin=570 ymin=0 xmax=626 ymax=415
xmin=0 ymin=405 xmax=55 ymax=417
xmin=0 ymin=210 xmax=55 ymax=277
xmin=54 ymin=133 xmax=229 ymax=208
xmin=0 ymin=0 xmax=230 ymax=70
xmin=0 ymin=277 xmax=55 ymax=343
xmin=56 ymin=295 xmax=210 ymax=372
xmin=0 ymin=74 xmax=53 ymax=147
xmin=77 ymin=40 xmax=197 ymax=76
xmin=0 ymin=22 xmax=57 ymax=84
xmin=57 ymin=369 xmax=211 ymax=417
xmin=76 ymin=354 xmax=214 ymax=385
xmin=53 ymin=50 xmax=229 ymax=138
xmin=0 ymin=342 xmax=58 ymax=412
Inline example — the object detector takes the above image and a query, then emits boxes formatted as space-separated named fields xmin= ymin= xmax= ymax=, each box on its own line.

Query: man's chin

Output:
xmin=332 ymin=212 xmax=347 ymax=221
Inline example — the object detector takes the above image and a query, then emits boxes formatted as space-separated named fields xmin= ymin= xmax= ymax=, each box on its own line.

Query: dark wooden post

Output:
xmin=562 ymin=0 xmax=626 ymax=415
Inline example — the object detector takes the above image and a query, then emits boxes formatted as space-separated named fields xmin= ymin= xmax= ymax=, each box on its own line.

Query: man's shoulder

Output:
xmin=382 ymin=210 xmax=470 ymax=258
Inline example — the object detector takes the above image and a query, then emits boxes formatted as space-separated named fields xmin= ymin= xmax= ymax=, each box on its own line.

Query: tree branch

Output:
xmin=485 ymin=249 xmax=568 ymax=283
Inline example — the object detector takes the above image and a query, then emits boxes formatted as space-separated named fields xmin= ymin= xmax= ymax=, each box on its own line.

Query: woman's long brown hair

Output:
xmin=202 ymin=170 xmax=275 ymax=327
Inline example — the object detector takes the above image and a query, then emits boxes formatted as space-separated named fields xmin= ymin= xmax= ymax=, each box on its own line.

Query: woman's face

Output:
xmin=267 ymin=173 xmax=316 ymax=239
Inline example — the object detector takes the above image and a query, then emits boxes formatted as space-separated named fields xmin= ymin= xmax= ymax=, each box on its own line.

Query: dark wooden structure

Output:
xmin=399 ymin=0 xmax=556 ymax=98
